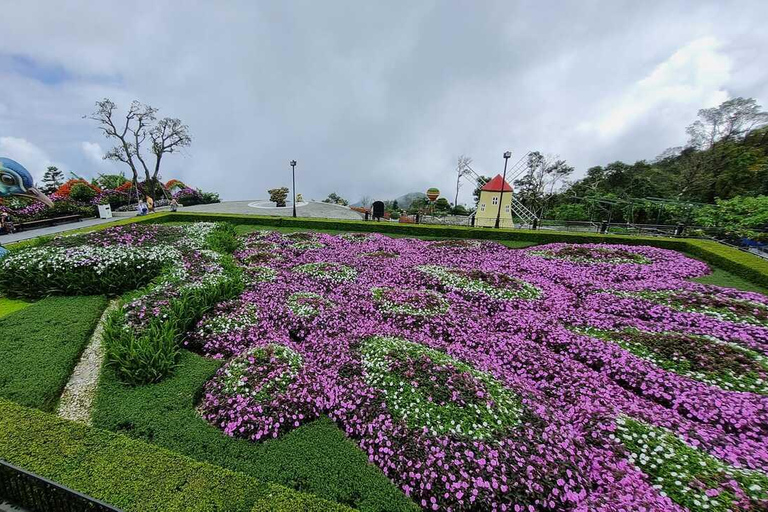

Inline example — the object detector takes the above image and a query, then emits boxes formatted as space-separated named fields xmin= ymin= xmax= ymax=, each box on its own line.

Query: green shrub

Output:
xmin=92 ymin=350 xmax=418 ymax=511
xmin=69 ymin=182 xmax=98 ymax=202
xmin=0 ymin=296 xmax=107 ymax=411
xmin=104 ymin=257 xmax=244 ymax=384
xmin=207 ymin=221 xmax=240 ymax=253
xmin=0 ymin=398 xmax=343 ymax=512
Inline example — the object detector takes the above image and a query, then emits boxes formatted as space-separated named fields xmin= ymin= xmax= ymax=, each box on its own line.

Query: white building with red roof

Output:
xmin=475 ymin=174 xmax=515 ymax=228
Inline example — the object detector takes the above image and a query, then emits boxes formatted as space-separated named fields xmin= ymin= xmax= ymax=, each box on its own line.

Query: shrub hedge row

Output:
xmin=150 ymin=212 xmax=768 ymax=289
xmin=92 ymin=350 xmax=419 ymax=512
xmin=0 ymin=296 xmax=107 ymax=411
xmin=0 ymin=398 xmax=350 ymax=512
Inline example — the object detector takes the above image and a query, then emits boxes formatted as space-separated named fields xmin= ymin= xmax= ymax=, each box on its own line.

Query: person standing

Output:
xmin=170 ymin=198 xmax=178 ymax=212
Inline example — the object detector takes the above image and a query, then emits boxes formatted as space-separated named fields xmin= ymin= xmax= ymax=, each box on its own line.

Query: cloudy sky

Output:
xmin=1 ymin=1 xmax=767 ymax=205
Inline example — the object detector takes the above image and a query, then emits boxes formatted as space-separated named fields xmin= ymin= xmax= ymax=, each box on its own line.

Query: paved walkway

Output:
xmin=183 ymin=200 xmax=365 ymax=220
xmin=0 ymin=217 xmax=125 ymax=244
xmin=0 ymin=201 xmax=364 ymax=245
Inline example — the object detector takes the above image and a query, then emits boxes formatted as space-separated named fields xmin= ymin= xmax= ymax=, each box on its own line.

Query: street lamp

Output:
xmin=290 ymin=160 xmax=297 ymax=218
xmin=494 ymin=151 xmax=512 ymax=229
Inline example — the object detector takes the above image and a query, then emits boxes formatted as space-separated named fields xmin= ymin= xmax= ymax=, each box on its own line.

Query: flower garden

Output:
xmin=0 ymin=177 xmax=219 ymax=223
xmin=1 ymin=221 xmax=767 ymax=511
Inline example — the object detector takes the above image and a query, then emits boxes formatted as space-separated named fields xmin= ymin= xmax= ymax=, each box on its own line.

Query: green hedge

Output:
xmin=0 ymin=296 xmax=107 ymax=411
xmin=0 ymin=398 xmax=350 ymax=512
xmin=149 ymin=212 xmax=768 ymax=289
xmin=92 ymin=350 xmax=419 ymax=512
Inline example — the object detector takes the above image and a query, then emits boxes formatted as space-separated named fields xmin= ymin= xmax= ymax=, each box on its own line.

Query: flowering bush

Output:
xmin=55 ymin=179 xmax=101 ymax=198
xmin=188 ymin=234 xmax=768 ymax=511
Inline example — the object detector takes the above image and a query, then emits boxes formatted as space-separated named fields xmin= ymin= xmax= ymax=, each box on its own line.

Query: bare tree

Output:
xmin=358 ymin=195 xmax=372 ymax=208
xmin=686 ymin=97 xmax=768 ymax=150
xmin=87 ymin=98 xmax=191 ymax=199
xmin=454 ymin=155 xmax=472 ymax=207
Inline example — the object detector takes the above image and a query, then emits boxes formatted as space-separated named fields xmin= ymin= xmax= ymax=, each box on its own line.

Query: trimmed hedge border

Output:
xmin=147 ymin=212 xmax=768 ymax=290
xmin=0 ymin=296 xmax=108 ymax=411
xmin=0 ymin=398 xmax=352 ymax=512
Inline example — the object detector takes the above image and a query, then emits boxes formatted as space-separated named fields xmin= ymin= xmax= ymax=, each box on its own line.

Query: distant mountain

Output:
xmin=393 ymin=192 xmax=427 ymax=209
xmin=352 ymin=192 xmax=427 ymax=209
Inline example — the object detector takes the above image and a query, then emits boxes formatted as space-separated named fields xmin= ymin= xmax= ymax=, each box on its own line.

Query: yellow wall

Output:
xmin=475 ymin=190 xmax=514 ymax=228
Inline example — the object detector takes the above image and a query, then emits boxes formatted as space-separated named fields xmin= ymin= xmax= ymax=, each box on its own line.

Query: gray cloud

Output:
xmin=1 ymin=1 xmax=767 ymax=205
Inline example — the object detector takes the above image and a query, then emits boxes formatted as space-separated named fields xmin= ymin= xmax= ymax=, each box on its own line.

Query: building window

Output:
xmin=480 ymin=204 xmax=485 ymax=211
xmin=505 ymin=205 xmax=510 ymax=212
xmin=492 ymin=196 xmax=498 ymax=205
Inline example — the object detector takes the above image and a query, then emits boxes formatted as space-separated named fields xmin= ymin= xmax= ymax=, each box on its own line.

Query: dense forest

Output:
xmin=512 ymin=97 xmax=768 ymax=239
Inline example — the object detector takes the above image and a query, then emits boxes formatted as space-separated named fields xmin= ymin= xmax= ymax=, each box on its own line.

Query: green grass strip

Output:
xmin=0 ymin=398 xmax=350 ymax=512
xmin=92 ymin=350 xmax=418 ymax=512
xmin=0 ymin=297 xmax=30 ymax=318
xmin=0 ymin=295 xmax=107 ymax=411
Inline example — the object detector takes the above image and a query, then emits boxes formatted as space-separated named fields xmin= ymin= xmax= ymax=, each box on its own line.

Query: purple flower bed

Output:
xmin=189 ymin=234 xmax=768 ymax=511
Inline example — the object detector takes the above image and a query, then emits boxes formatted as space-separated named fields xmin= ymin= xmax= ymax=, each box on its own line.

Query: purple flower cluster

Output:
xmin=191 ymin=233 xmax=768 ymax=511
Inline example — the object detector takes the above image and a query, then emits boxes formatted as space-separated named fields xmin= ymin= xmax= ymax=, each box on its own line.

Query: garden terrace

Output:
xmin=0 ymin=213 xmax=767 ymax=511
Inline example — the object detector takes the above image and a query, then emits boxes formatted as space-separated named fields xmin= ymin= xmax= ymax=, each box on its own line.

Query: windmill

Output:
xmin=458 ymin=153 xmax=538 ymax=228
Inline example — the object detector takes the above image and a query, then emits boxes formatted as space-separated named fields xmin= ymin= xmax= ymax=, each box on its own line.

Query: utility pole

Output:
xmin=290 ymin=160 xmax=297 ymax=218
xmin=494 ymin=151 xmax=512 ymax=229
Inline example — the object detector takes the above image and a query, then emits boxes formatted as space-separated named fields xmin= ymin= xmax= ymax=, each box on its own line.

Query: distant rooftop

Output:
xmin=480 ymin=174 xmax=513 ymax=192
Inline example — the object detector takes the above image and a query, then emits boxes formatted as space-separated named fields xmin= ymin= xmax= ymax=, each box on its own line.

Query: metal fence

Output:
xmin=0 ymin=460 xmax=122 ymax=512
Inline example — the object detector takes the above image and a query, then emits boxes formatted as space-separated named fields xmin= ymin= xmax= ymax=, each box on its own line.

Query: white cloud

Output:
xmin=82 ymin=141 xmax=106 ymax=165
xmin=0 ymin=136 xmax=59 ymax=183
xmin=578 ymin=37 xmax=731 ymax=140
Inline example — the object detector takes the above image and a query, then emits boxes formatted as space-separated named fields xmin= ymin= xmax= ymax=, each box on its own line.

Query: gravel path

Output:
xmin=56 ymin=300 xmax=119 ymax=425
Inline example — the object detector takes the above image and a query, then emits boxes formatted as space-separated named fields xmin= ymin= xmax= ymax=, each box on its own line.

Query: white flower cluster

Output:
xmin=0 ymin=244 xmax=180 ymax=276
xmin=361 ymin=336 xmax=523 ymax=440
xmin=370 ymin=287 xmax=449 ymax=316
xmin=287 ymin=291 xmax=331 ymax=318
xmin=220 ymin=344 xmax=303 ymax=400
xmin=417 ymin=265 xmax=542 ymax=300
xmin=179 ymin=222 xmax=222 ymax=249
xmin=620 ymin=290 xmax=768 ymax=327
xmin=615 ymin=416 xmax=768 ymax=510
xmin=197 ymin=303 xmax=259 ymax=337
xmin=581 ymin=328 xmax=768 ymax=394
xmin=292 ymin=262 xmax=358 ymax=283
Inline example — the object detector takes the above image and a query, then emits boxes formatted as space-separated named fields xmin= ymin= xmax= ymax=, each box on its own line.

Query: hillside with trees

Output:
xmin=530 ymin=97 xmax=768 ymax=240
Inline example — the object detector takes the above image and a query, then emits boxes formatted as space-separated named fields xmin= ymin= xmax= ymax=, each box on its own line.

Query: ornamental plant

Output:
xmin=187 ymin=232 xmax=768 ymax=511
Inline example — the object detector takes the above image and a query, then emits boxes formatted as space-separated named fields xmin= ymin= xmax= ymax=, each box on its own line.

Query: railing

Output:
xmin=0 ymin=460 xmax=122 ymax=512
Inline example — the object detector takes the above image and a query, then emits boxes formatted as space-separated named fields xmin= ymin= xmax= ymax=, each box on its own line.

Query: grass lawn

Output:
xmin=690 ymin=259 xmax=768 ymax=295
xmin=0 ymin=295 xmax=107 ymax=411
xmin=0 ymin=297 xmax=30 ymax=318
xmin=92 ymin=350 xmax=418 ymax=512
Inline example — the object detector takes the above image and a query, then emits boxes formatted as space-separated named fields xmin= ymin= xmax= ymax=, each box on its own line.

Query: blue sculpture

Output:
xmin=0 ymin=157 xmax=53 ymax=207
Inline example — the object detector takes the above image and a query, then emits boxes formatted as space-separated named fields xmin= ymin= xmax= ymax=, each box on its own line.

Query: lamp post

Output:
xmin=290 ymin=160 xmax=297 ymax=218
xmin=494 ymin=151 xmax=512 ymax=229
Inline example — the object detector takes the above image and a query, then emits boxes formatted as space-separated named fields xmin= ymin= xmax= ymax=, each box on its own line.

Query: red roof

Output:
xmin=480 ymin=174 xmax=513 ymax=192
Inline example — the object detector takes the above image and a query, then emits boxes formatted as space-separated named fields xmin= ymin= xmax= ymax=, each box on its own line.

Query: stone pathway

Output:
xmin=56 ymin=300 xmax=119 ymax=425
xmin=0 ymin=217 xmax=123 ymax=245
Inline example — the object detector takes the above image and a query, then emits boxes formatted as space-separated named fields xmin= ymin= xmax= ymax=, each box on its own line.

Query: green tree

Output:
xmin=322 ymin=192 xmax=348 ymax=206
xmin=472 ymin=176 xmax=491 ymax=204
xmin=268 ymin=187 xmax=289 ymax=207
xmin=41 ymin=166 xmax=65 ymax=194
xmin=95 ymin=173 xmax=130 ymax=190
